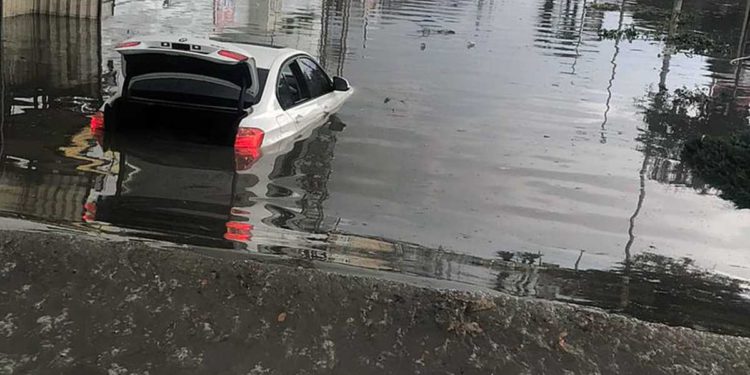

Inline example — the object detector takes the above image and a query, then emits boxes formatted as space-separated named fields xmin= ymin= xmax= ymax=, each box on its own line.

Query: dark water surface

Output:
xmin=2 ymin=0 xmax=750 ymax=335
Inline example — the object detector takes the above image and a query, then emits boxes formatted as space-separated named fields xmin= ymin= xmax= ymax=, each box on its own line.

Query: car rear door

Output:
xmin=295 ymin=57 xmax=336 ymax=129
xmin=276 ymin=57 xmax=336 ymax=137
xmin=275 ymin=60 xmax=317 ymax=139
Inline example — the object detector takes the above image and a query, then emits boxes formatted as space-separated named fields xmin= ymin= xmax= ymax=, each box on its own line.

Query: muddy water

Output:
xmin=2 ymin=0 xmax=750 ymax=335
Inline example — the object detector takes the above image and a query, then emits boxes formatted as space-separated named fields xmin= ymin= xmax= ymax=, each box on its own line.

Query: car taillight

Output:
xmin=235 ymin=128 xmax=264 ymax=149
xmin=218 ymin=50 xmax=248 ymax=61
xmin=234 ymin=128 xmax=264 ymax=170
xmin=90 ymin=111 xmax=104 ymax=132
xmin=116 ymin=41 xmax=141 ymax=48
xmin=224 ymin=221 xmax=253 ymax=242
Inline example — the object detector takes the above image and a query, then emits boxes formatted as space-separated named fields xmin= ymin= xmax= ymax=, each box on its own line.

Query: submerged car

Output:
xmin=92 ymin=35 xmax=353 ymax=155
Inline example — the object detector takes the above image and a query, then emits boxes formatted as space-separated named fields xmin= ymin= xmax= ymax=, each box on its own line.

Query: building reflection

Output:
xmin=211 ymin=0 xmax=350 ymax=74
xmin=1 ymin=15 xmax=101 ymax=102
xmin=0 ymin=13 xmax=102 ymax=222
xmin=534 ymin=0 xmax=606 ymax=68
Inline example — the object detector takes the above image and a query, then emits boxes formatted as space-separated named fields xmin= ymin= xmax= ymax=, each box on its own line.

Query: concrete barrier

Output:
xmin=0 ymin=228 xmax=748 ymax=374
xmin=2 ymin=0 xmax=101 ymax=18
xmin=1 ymin=14 xmax=101 ymax=98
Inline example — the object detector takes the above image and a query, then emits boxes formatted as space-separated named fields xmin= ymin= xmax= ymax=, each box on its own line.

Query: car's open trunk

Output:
xmin=108 ymin=52 xmax=254 ymax=145
xmin=109 ymin=99 xmax=246 ymax=145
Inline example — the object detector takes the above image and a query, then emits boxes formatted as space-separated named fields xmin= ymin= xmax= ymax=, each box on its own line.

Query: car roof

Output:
xmin=229 ymin=43 xmax=301 ymax=70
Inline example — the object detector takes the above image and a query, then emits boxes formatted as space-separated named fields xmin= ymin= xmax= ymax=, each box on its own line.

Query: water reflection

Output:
xmin=0 ymin=14 xmax=101 ymax=222
xmin=495 ymin=250 xmax=750 ymax=337
xmin=83 ymin=116 xmax=347 ymax=250
xmin=1 ymin=15 xmax=101 ymax=101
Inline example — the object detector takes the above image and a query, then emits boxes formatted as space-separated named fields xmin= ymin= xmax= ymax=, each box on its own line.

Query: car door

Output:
xmin=276 ymin=61 xmax=313 ymax=140
xmin=294 ymin=57 xmax=336 ymax=131
xmin=277 ymin=59 xmax=327 ymax=137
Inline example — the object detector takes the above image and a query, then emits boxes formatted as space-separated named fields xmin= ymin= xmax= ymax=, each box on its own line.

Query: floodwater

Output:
xmin=2 ymin=0 xmax=750 ymax=335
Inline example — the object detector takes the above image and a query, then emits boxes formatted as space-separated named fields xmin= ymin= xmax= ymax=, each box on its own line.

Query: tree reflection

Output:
xmin=495 ymin=252 xmax=750 ymax=337
xmin=630 ymin=0 xmax=743 ymax=58
xmin=682 ymin=132 xmax=750 ymax=208
xmin=637 ymin=86 xmax=748 ymax=187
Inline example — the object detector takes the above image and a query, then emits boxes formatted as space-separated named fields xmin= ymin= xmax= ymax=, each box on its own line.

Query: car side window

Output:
xmin=277 ymin=61 xmax=310 ymax=110
xmin=297 ymin=57 xmax=333 ymax=99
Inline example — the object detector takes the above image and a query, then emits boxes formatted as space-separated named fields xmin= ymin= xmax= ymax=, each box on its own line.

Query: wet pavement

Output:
xmin=2 ymin=0 xmax=750 ymax=336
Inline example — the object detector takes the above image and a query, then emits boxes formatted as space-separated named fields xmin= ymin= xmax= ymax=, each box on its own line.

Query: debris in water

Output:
xmin=466 ymin=41 xmax=476 ymax=49
xmin=598 ymin=25 xmax=732 ymax=56
xmin=422 ymin=28 xmax=456 ymax=36
xmin=589 ymin=2 xmax=620 ymax=11
xmin=277 ymin=312 xmax=287 ymax=323
xmin=384 ymin=97 xmax=391 ymax=104
xmin=497 ymin=251 xmax=514 ymax=261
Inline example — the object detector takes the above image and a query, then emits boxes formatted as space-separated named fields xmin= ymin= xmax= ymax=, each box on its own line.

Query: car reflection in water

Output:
xmin=83 ymin=113 xmax=345 ymax=254
xmin=79 ymin=114 xmax=484 ymax=276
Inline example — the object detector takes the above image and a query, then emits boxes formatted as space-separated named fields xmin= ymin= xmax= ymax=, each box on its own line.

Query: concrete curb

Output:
xmin=0 ymin=230 xmax=748 ymax=374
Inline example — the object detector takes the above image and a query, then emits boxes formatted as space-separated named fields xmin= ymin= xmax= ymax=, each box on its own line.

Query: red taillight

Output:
xmin=235 ymin=128 xmax=264 ymax=149
xmin=224 ymin=221 xmax=253 ymax=241
xmin=90 ymin=111 xmax=104 ymax=132
xmin=234 ymin=128 xmax=264 ymax=170
xmin=82 ymin=202 xmax=97 ymax=222
xmin=115 ymin=41 xmax=141 ymax=49
xmin=218 ymin=50 xmax=248 ymax=61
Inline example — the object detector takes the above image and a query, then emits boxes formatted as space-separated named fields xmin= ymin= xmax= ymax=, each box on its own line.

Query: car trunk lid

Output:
xmin=117 ymin=37 xmax=259 ymax=110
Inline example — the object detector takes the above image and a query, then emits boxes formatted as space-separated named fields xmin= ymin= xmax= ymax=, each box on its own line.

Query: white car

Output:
xmin=93 ymin=35 xmax=353 ymax=156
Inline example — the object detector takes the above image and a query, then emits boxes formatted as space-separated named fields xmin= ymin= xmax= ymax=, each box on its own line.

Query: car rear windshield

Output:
xmin=128 ymin=73 xmax=242 ymax=108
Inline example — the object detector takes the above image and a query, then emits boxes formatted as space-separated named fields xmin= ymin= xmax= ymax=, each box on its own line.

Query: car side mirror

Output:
xmin=333 ymin=76 xmax=351 ymax=91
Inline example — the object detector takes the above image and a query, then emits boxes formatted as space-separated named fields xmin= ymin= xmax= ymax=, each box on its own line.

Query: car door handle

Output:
xmin=295 ymin=114 xmax=303 ymax=121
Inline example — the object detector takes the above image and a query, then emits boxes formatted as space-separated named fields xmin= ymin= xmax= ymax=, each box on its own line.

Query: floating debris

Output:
xmin=420 ymin=28 xmax=457 ymax=37
xmin=598 ymin=25 xmax=639 ymax=41
xmin=597 ymin=25 xmax=732 ymax=56
xmin=589 ymin=2 xmax=620 ymax=11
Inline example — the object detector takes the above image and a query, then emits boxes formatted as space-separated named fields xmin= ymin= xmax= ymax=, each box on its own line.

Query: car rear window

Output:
xmin=128 ymin=73 xmax=242 ymax=108
xmin=124 ymin=53 xmax=255 ymax=108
